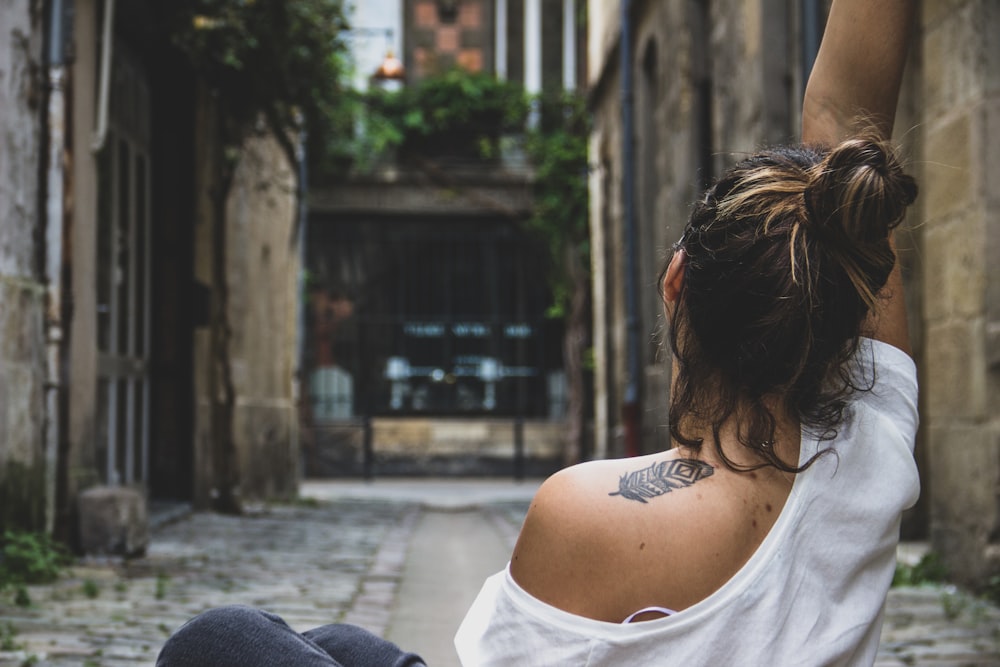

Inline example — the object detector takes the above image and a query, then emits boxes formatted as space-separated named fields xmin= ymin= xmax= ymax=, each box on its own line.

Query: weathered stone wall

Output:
xmin=631 ymin=0 xmax=704 ymax=456
xmin=226 ymin=132 xmax=300 ymax=502
xmin=192 ymin=95 xmax=300 ymax=508
xmin=588 ymin=65 xmax=625 ymax=460
xmin=307 ymin=418 xmax=565 ymax=477
xmin=917 ymin=0 xmax=1000 ymax=586
xmin=0 ymin=0 xmax=47 ymax=532
xmin=588 ymin=0 xmax=799 ymax=458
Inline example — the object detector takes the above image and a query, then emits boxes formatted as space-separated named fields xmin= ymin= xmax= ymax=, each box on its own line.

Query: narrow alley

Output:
xmin=0 ymin=480 xmax=998 ymax=666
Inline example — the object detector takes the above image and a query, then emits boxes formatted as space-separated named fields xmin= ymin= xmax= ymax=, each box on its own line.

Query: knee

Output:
xmin=157 ymin=605 xmax=280 ymax=666
xmin=177 ymin=605 xmax=268 ymax=633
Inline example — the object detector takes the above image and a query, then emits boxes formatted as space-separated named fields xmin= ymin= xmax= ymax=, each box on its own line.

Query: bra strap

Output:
xmin=622 ymin=606 xmax=677 ymax=624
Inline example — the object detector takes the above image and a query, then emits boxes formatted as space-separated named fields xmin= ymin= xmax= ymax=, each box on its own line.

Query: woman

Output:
xmin=157 ymin=1 xmax=918 ymax=665
xmin=454 ymin=1 xmax=918 ymax=665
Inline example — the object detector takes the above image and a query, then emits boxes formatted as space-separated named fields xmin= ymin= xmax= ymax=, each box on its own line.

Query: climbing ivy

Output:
xmin=343 ymin=69 xmax=529 ymax=168
xmin=169 ymin=0 xmax=353 ymax=177
xmin=348 ymin=75 xmax=590 ymax=320
xmin=524 ymin=91 xmax=591 ymax=318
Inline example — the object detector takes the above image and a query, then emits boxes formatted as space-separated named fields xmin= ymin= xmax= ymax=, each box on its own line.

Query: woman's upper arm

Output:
xmin=509 ymin=468 xmax=623 ymax=619
xmin=509 ymin=472 xmax=590 ymax=606
xmin=868 ymin=239 xmax=912 ymax=357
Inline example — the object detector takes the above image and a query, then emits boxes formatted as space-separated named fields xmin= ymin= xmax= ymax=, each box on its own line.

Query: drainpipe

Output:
xmin=801 ymin=0 xmax=821 ymax=87
xmin=91 ymin=0 xmax=115 ymax=153
xmin=293 ymin=113 xmax=308 ymax=481
xmin=620 ymin=0 xmax=641 ymax=457
xmin=44 ymin=0 xmax=72 ymax=534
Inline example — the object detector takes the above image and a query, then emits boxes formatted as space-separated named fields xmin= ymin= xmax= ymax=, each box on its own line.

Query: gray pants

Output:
xmin=156 ymin=605 xmax=428 ymax=667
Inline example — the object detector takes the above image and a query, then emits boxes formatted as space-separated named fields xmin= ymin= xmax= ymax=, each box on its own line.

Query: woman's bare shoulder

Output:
xmin=508 ymin=460 xmax=635 ymax=619
xmin=509 ymin=453 xmax=735 ymax=621
xmin=510 ymin=459 xmax=622 ymax=576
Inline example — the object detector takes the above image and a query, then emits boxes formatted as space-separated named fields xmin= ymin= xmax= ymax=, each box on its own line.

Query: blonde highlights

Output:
xmin=667 ymin=135 xmax=917 ymax=472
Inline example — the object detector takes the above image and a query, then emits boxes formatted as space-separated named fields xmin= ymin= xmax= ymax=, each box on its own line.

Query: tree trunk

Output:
xmin=208 ymin=125 xmax=241 ymax=515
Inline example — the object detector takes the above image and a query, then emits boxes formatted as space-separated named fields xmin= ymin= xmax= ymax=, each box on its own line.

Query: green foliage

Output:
xmin=168 ymin=0 xmax=591 ymax=334
xmin=13 ymin=586 xmax=30 ymax=608
xmin=169 ymin=0 xmax=353 ymax=178
xmin=81 ymin=579 xmax=100 ymax=599
xmin=355 ymin=70 xmax=529 ymax=166
xmin=0 ymin=622 xmax=20 ymax=651
xmin=524 ymin=91 xmax=591 ymax=317
xmin=155 ymin=572 xmax=170 ymax=600
xmin=0 ymin=531 xmax=71 ymax=592
xmin=345 ymin=73 xmax=589 ymax=317
xmin=892 ymin=551 xmax=949 ymax=587
xmin=986 ymin=574 xmax=1000 ymax=606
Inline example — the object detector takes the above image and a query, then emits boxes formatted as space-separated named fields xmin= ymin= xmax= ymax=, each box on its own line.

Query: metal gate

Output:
xmin=305 ymin=216 xmax=562 ymax=421
xmin=95 ymin=42 xmax=152 ymax=487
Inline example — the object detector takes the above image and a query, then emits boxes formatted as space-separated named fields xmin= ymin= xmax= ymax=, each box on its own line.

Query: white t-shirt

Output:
xmin=455 ymin=339 xmax=919 ymax=666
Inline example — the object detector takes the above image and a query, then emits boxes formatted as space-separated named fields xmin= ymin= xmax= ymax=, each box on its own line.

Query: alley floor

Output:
xmin=0 ymin=479 xmax=997 ymax=666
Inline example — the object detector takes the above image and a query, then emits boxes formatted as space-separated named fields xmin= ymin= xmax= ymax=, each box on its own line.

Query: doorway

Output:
xmin=95 ymin=42 xmax=152 ymax=488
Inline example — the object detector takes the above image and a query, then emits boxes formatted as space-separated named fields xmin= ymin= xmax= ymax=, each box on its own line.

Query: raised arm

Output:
xmin=802 ymin=0 xmax=917 ymax=356
xmin=802 ymin=0 xmax=916 ymax=145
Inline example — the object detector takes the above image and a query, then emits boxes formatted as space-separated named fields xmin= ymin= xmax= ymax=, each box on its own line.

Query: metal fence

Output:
xmin=304 ymin=215 xmax=564 ymax=423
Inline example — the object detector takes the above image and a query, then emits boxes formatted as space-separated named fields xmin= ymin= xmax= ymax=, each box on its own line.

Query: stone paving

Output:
xmin=0 ymin=499 xmax=417 ymax=666
xmin=0 ymin=492 xmax=998 ymax=666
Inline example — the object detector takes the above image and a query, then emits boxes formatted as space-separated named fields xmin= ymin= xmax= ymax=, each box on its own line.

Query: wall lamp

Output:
xmin=342 ymin=27 xmax=406 ymax=84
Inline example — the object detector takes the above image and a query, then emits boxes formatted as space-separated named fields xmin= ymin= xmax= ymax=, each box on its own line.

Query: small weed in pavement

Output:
xmin=156 ymin=572 xmax=170 ymax=599
xmin=1 ymin=622 xmax=21 ymax=651
xmin=82 ymin=579 xmax=100 ymax=599
xmin=0 ymin=531 xmax=71 ymax=588
xmin=893 ymin=552 xmax=948 ymax=587
xmin=13 ymin=585 xmax=30 ymax=607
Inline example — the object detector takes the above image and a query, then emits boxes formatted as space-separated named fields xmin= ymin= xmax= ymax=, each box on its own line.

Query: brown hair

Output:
xmin=666 ymin=135 xmax=917 ymax=472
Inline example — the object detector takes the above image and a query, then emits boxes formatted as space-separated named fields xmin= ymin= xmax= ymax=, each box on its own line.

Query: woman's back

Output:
xmin=458 ymin=3 xmax=921 ymax=661
xmin=509 ymin=429 xmax=800 ymax=623
xmin=456 ymin=342 xmax=919 ymax=666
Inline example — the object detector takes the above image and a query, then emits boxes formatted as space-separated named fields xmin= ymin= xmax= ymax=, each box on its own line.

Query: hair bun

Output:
xmin=803 ymin=135 xmax=917 ymax=309
xmin=805 ymin=135 xmax=917 ymax=244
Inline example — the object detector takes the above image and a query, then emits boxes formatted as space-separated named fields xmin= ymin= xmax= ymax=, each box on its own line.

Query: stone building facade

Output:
xmin=0 ymin=1 xmax=48 ymax=533
xmin=588 ymin=0 xmax=999 ymax=587
xmin=0 ymin=0 xmax=301 ymax=542
xmin=303 ymin=0 xmax=584 ymax=476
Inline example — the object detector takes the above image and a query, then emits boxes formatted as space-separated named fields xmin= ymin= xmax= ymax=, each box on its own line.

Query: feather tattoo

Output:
xmin=609 ymin=459 xmax=715 ymax=503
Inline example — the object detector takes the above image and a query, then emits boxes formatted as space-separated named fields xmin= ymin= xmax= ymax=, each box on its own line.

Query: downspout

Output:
xmin=620 ymin=0 xmax=641 ymax=457
xmin=44 ymin=0 xmax=72 ymax=534
xmin=91 ymin=0 xmax=115 ymax=153
xmin=293 ymin=113 xmax=308 ymax=481
xmin=800 ymin=0 xmax=821 ymax=87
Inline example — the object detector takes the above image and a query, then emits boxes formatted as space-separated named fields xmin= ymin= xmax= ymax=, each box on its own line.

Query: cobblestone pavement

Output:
xmin=0 ymin=499 xmax=418 ymax=666
xmin=0 ymin=494 xmax=998 ymax=666
xmin=877 ymin=586 xmax=1000 ymax=666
